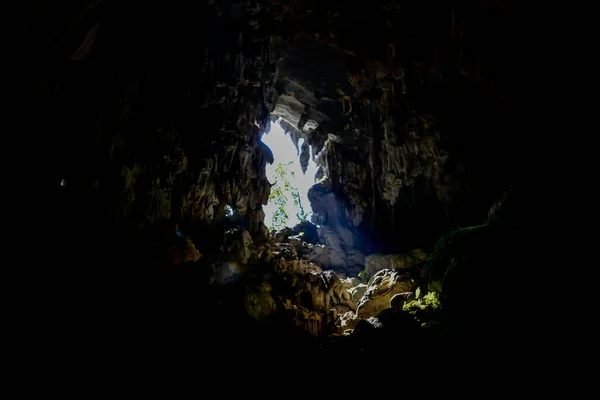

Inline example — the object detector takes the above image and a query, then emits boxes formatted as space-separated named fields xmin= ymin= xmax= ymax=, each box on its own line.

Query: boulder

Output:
xmin=355 ymin=269 xmax=414 ymax=320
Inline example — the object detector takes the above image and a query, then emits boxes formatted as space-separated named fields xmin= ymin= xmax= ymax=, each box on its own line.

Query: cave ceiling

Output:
xmin=20 ymin=0 xmax=515 ymax=252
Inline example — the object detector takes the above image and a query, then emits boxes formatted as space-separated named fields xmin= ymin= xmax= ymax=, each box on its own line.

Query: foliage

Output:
xmin=315 ymin=175 xmax=328 ymax=185
xmin=268 ymin=161 xmax=309 ymax=230
xmin=403 ymin=284 xmax=442 ymax=328
xmin=358 ymin=270 xmax=368 ymax=283
xmin=407 ymin=223 xmax=491 ymax=330
xmin=404 ymin=285 xmax=442 ymax=312
xmin=393 ymin=220 xmax=499 ymax=335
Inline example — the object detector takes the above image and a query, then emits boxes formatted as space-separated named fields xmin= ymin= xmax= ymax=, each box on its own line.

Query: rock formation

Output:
xmin=21 ymin=0 xmax=524 ymax=362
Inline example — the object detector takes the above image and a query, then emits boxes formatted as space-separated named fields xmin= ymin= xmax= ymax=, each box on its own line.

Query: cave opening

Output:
xmin=260 ymin=120 xmax=318 ymax=230
xmin=20 ymin=1 xmax=524 ymax=362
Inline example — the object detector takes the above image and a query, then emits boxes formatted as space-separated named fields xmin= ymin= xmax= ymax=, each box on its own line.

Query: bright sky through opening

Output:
xmin=261 ymin=121 xmax=318 ymax=229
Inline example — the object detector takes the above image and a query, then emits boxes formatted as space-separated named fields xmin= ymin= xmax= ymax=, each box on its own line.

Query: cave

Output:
xmin=20 ymin=1 xmax=528 ymax=371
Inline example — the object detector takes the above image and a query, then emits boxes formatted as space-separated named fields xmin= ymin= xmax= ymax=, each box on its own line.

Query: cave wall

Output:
xmin=272 ymin=0 xmax=517 ymax=259
xmin=20 ymin=1 xmax=517 ymax=272
xmin=23 ymin=2 xmax=284 ymax=232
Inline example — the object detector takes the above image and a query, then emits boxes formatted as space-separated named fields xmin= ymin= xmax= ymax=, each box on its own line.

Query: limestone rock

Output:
xmin=303 ymin=225 xmax=365 ymax=276
xmin=182 ymin=236 xmax=202 ymax=263
xmin=298 ymin=270 xmax=357 ymax=313
xmin=316 ymin=226 xmax=347 ymax=270
xmin=291 ymin=220 xmax=319 ymax=244
xmin=390 ymin=292 xmax=415 ymax=309
xmin=348 ymin=284 xmax=368 ymax=303
xmin=280 ymin=300 xmax=325 ymax=337
xmin=269 ymin=254 xmax=359 ymax=337
xmin=338 ymin=311 xmax=358 ymax=332
xmin=245 ymin=283 xmax=276 ymax=322
xmin=306 ymin=244 xmax=328 ymax=266
xmin=221 ymin=228 xmax=256 ymax=265
xmin=355 ymin=269 xmax=414 ymax=320
xmin=276 ymin=258 xmax=322 ymax=276
xmin=365 ymin=248 xmax=427 ymax=279
xmin=339 ymin=277 xmax=360 ymax=290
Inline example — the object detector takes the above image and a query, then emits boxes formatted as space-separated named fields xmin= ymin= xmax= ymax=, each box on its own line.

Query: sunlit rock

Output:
xmin=338 ymin=311 xmax=358 ymax=332
xmin=354 ymin=269 xmax=414 ymax=321
xmin=390 ymin=292 xmax=415 ymax=309
xmin=348 ymin=284 xmax=368 ymax=303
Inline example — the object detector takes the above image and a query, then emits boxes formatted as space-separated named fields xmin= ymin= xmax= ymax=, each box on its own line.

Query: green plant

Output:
xmin=358 ymin=270 xmax=368 ymax=283
xmin=268 ymin=161 xmax=308 ymax=230
xmin=401 ymin=222 xmax=493 ymax=332
xmin=291 ymin=190 xmax=309 ymax=223
xmin=403 ymin=285 xmax=442 ymax=328
xmin=404 ymin=288 xmax=442 ymax=311
xmin=315 ymin=175 xmax=328 ymax=184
